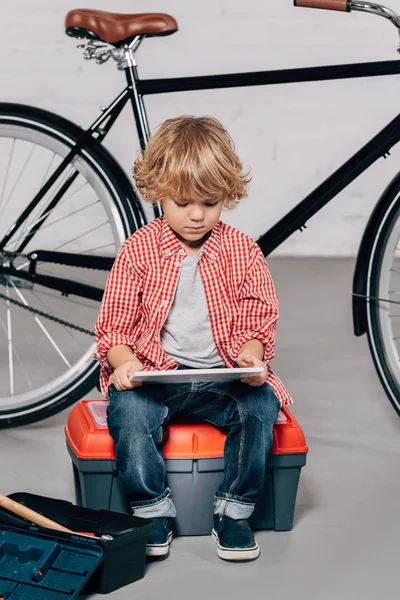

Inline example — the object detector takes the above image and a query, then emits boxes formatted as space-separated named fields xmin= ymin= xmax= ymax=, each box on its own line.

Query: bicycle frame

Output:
xmin=136 ymin=58 xmax=400 ymax=255
xmin=3 ymin=56 xmax=400 ymax=301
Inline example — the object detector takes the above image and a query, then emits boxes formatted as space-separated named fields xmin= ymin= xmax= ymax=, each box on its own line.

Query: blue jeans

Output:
xmin=107 ymin=374 xmax=280 ymax=520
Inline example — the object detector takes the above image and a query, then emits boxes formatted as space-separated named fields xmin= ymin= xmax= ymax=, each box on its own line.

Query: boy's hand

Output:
xmin=112 ymin=358 xmax=144 ymax=391
xmin=236 ymin=353 xmax=268 ymax=387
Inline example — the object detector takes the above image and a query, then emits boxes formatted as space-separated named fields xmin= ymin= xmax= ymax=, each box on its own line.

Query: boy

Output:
xmin=94 ymin=115 xmax=292 ymax=562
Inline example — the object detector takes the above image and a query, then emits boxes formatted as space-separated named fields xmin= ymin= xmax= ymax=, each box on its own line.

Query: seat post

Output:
xmin=112 ymin=37 xmax=163 ymax=218
xmin=111 ymin=37 xmax=151 ymax=151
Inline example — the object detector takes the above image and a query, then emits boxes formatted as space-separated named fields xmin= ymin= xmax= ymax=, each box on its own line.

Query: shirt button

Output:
xmin=178 ymin=249 xmax=185 ymax=257
xmin=209 ymin=252 xmax=217 ymax=261
xmin=164 ymin=249 xmax=172 ymax=256
xmin=161 ymin=300 xmax=168 ymax=308
xmin=175 ymin=261 xmax=182 ymax=268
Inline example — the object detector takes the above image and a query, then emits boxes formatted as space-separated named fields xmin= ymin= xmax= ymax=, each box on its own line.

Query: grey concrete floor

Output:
xmin=1 ymin=258 xmax=400 ymax=600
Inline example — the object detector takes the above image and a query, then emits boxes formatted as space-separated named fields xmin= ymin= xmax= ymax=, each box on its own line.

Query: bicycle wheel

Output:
xmin=0 ymin=103 xmax=146 ymax=427
xmin=366 ymin=174 xmax=400 ymax=416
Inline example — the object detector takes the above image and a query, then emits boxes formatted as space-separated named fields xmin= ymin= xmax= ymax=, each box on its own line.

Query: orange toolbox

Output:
xmin=65 ymin=401 xmax=308 ymax=536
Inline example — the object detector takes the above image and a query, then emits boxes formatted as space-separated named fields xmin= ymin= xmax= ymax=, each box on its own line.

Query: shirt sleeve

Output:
xmin=94 ymin=244 xmax=141 ymax=369
xmin=229 ymin=242 xmax=279 ymax=364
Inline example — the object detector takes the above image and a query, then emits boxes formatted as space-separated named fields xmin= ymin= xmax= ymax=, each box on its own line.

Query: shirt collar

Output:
xmin=159 ymin=217 xmax=221 ymax=263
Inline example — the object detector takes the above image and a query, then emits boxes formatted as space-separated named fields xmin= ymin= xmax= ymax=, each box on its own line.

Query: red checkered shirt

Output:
xmin=94 ymin=216 xmax=293 ymax=406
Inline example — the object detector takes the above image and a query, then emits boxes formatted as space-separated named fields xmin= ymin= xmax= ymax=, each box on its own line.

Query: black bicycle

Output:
xmin=1 ymin=0 xmax=400 ymax=427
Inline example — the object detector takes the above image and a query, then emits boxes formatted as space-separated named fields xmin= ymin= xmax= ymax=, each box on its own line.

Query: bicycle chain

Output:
xmin=0 ymin=251 xmax=107 ymax=335
xmin=0 ymin=290 xmax=95 ymax=336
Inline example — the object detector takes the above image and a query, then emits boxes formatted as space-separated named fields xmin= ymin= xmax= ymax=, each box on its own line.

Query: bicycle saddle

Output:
xmin=65 ymin=9 xmax=178 ymax=45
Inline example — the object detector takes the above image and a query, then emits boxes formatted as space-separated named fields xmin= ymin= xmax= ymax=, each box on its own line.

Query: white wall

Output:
xmin=2 ymin=0 xmax=400 ymax=255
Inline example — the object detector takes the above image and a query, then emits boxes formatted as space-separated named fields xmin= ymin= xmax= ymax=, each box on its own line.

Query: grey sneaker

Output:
xmin=146 ymin=517 xmax=173 ymax=557
xmin=212 ymin=514 xmax=260 ymax=561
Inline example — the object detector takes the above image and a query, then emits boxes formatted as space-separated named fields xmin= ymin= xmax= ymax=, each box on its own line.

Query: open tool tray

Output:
xmin=0 ymin=524 xmax=102 ymax=599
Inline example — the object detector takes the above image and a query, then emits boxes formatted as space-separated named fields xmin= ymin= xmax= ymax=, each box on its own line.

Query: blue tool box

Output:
xmin=0 ymin=492 xmax=152 ymax=596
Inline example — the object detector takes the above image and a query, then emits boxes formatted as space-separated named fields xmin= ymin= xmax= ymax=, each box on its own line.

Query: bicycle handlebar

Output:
xmin=294 ymin=1 xmax=400 ymax=31
xmin=294 ymin=0 xmax=350 ymax=11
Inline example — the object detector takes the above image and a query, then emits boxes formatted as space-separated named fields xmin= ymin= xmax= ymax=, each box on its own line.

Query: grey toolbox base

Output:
xmin=67 ymin=444 xmax=307 ymax=536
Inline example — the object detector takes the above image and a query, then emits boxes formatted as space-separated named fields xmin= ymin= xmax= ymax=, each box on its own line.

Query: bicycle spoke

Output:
xmin=31 ymin=289 xmax=87 ymax=349
xmin=0 ymin=313 xmax=34 ymax=391
xmin=54 ymin=220 xmax=110 ymax=251
xmin=15 ymin=164 xmax=76 ymax=244
xmin=25 ymin=179 xmax=90 ymax=234
xmin=0 ymin=138 xmax=15 ymax=215
xmin=15 ymin=199 xmax=101 ymax=248
xmin=81 ymin=242 xmax=115 ymax=254
xmin=7 ymin=164 xmax=76 ymax=252
xmin=62 ymin=180 xmax=89 ymax=203
xmin=32 ymin=199 xmax=101 ymax=237
xmin=39 ymin=152 xmax=57 ymax=189
xmin=35 ymin=319 xmax=71 ymax=368
xmin=5 ymin=285 xmax=14 ymax=396
xmin=1 ymin=143 xmax=36 ymax=217
xmin=7 ymin=176 xmax=96 ymax=254
xmin=9 ymin=281 xmax=71 ymax=368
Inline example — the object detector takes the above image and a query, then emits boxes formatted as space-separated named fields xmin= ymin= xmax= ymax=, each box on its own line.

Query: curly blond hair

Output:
xmin=132 ymin=115 xmax=251 ymax=209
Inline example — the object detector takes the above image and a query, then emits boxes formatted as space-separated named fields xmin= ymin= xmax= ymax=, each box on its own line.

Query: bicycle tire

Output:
xmin=0 ymin=103 xmax=146 ymax=428
xmin=365 ymin=174 xmax=400 ymax=416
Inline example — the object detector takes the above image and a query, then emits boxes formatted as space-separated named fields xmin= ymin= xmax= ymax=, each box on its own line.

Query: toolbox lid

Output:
xmin=0 ymin=524 xmax=102 ymax=600
xmin=65 ymin=400 xmax=308 ymax=460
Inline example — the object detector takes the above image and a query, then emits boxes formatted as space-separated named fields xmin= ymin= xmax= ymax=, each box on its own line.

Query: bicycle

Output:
xmin=1 ymin=0 xmax=400 ymax=428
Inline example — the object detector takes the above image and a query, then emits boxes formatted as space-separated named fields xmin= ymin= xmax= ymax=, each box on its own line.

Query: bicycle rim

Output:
xmin=0 ymin=117 xmax=130 ymax=421
xmin=366 ymin=189 xmax=400 ymax=415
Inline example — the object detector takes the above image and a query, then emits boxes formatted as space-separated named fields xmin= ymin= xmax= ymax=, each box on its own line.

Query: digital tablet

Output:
xmin=130 ymin=367 xmax=264 ymax=384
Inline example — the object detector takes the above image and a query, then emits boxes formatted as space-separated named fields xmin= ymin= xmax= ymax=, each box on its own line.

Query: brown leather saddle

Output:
xmin=65 ymin=9 xmax=178 ymax=45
